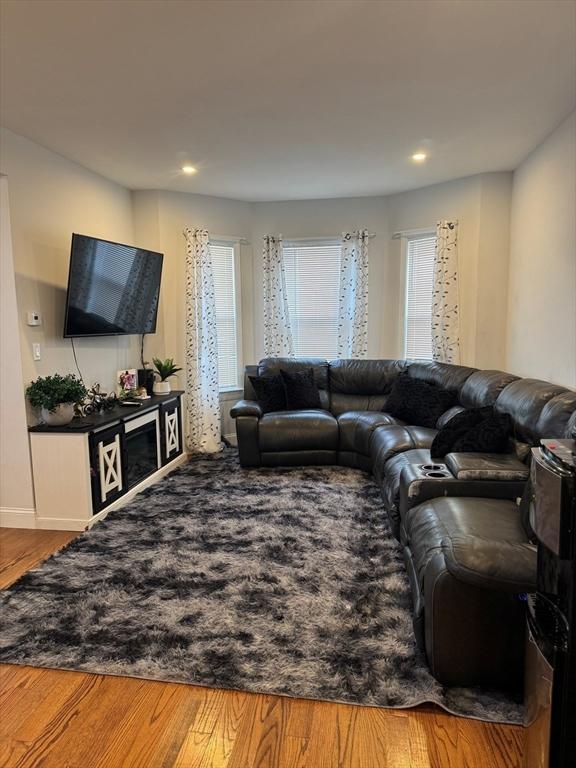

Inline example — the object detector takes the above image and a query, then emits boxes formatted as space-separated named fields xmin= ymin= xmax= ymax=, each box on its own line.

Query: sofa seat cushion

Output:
xmin=442 ymin=535 xmax=536 ymax=593
xmin=259 ymin=410 xmax=338 ymax=452
xmin=403 ymin=497 xmax=527 ymax=592
xmin=337 ymin=411 xmax=405 ymax=455
xmin=370 ymin=425 xmax=438 ymax=472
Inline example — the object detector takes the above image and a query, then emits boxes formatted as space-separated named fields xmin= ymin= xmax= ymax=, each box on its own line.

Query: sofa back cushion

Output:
xmin=243 ymin=365 xmax=259 ymax=400
xmin=328 ymin=359 xmax=407 ymax=416
xmin=385 ymin=372 xmax=457 ymax=428
xmin=258 ymin=357 xmax=330 ymax=409
xmin=407 ymin=361 xmax=477 ymax=395
xmin=535 ymin=391 xmax=576 ymax=441
xmin=495 ymin=379 xmax=570 ymax=444
xmin=460 ymin=370 xmax=519 ymax=408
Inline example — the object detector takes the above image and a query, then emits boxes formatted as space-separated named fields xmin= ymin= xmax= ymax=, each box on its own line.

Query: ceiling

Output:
xmin=1 ymin=0 xmax=575 ymax=201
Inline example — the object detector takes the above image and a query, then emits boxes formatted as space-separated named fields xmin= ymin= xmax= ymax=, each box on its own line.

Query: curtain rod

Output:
xmin=212 ymin=234 xmax=251 ymax=245
xmin=182 ymin=229 xmax=250 ymax=245
xmin=277 ymin=233 xmax=376 ymax=242
xmin=391 ymin=227 xmax=435 ymax=240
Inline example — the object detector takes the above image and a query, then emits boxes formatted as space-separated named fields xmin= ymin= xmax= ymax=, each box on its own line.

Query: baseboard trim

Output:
xmin=0 ymin=507 xmax=36 ymax=529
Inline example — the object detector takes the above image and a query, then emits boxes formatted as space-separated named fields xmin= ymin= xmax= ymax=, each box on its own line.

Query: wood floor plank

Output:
xmin=174 ymin=689 xmax=255 ymax=768
xmin=1 ymin=667 xmax=91 ymax=743
xmin=226 ymin=695 xmax=290 ymax=768
xmin=92 ymin=680 xmax=201 ymax=768
xmin=277 ymin=735 xmax=311 ymax=768
xmin=0 ymin=529 xmax=77 ymax=588
xmin=0 ymin=527 xmax=526 ymax=768
xmin=414 ymin=706 xmax=524 ymax=768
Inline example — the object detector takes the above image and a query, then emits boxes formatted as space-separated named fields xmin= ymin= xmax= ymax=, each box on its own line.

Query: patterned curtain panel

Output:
xmin=262 ymin=234 xmax=294 ymax=357
xmin=432 ymin=220 xmax=461 ymax=364
xmin=337 ymin=230 xmax=370 ymax=358
xmin=184 ymin=227 xmax=222 ymax=454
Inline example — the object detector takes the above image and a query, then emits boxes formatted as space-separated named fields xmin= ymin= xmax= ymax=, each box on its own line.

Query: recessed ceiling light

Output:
xmin=411 ymin=152 xmax=427 ymax=163
xmin=181 ymin=165 xmax=197 ymax=174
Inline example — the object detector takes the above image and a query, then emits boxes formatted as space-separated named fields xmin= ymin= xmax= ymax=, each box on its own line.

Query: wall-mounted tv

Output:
xmin=63 ymin=234 xmax=163 ymax=337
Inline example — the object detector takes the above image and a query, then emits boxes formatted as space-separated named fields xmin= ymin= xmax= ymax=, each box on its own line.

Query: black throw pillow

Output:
xmin=384 ymin=373 xmax=457 ymax=428
xmin=430 ymin=406 xmax=493 ymax=458
xmin=280 ymin=368 xmax=322 ymax=410
xmin=249 ymin=374 xmax=287 ymax=414
xmin=451 ymin=413 xmax=511 ymax=453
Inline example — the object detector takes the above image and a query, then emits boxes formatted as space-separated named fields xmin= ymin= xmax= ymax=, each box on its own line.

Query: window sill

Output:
xmin=219 ymin=387 xmax=243 ymax=398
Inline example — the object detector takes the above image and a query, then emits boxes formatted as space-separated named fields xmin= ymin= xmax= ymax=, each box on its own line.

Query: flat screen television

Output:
xmin=63 ymin=234 xmax=163 ymax=337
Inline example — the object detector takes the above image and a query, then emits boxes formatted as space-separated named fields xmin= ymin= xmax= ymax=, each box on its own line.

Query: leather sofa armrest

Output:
xmin=441 ymin=534 xmax=537 ymax=593
xmin=445 ymin=452 xmax=529 ymax=481
xmin=398 ymin=463 xmax=526 ymax=521
xmin=235 ymin=415 xmax=261 ymax=467
xmin=230 ymin=399 xmax=263 ymax=419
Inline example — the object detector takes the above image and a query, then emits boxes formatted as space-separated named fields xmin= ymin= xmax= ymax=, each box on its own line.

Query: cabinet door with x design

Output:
xmin=160 ymin=398 xmax=183 ymax=466
xmin=89 ymin=422 xmax=126 ymax=513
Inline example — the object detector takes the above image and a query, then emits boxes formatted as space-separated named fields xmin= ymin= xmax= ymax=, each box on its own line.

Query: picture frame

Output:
xmin=117 ymin=368 xmax=138 ymax=393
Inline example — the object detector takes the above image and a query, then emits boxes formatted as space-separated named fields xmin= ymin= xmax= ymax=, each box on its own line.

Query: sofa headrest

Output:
xmin=258 ymin=357 xmax=329 ymax=390
xmin=460 ymin=370 xmax=519 ymax=409
xmin=329 ymin=359 xmax=407 ymax=395
xmin=495 ymin=379 xmax=569 ymax=443
xmin=535 ymin=390 xmax=576 ymax=441
xmin=407 ymin=361 xmax=477 ymax=393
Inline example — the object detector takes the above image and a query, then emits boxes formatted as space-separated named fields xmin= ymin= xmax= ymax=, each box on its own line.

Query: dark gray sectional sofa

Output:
xmin=231 ymin=358 xmax=576 ymax=689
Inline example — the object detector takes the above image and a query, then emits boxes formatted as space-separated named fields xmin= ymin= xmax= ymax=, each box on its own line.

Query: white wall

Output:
xmin=506 ymin=111 xmax=576 ymax=388
xmin=0 ymin=176 xmax=36 ymax=526
xmin=0 ymin=128 xmax=137 ymax=396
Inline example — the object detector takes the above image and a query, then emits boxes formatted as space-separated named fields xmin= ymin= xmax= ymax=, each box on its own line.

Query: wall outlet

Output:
xmin=27 ymin=311 xmax=42 ymax=326
xmin=32 ymin=343 xmax=41 ymax=361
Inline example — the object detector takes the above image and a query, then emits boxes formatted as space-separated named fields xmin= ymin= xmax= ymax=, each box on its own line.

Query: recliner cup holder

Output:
xmin=421 ymin=463 xmax=445 ymax=471
xmin=418 ymin=463 xmax=451 ymax=479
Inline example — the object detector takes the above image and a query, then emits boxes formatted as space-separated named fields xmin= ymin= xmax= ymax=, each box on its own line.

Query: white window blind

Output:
xmin=404 ymin=235 xmax=436 ymax=360
xmin=210 ymin=242 xmax=240 ymax=389
xmin=283 ymin=240 xmax=341 ymax=359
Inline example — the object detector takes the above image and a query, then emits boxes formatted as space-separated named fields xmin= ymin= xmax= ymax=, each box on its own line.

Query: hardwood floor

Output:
xmin=0 ymin=528 xmax=525 ymax=768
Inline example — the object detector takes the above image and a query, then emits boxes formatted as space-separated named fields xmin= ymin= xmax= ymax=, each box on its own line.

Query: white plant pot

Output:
xmin=153 ymin=380 xmax=171 ymax=395
xmin=41 ymin=402 xmax=75 ymax=426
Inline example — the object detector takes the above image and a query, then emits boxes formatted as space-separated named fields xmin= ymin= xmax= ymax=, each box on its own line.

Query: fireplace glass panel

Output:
xmin=125 ymin=420 xmax=158 ymax=489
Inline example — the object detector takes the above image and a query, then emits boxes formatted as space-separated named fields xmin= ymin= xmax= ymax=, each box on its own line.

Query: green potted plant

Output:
xmin=152 ymin=357 xmax=182 ymax=395
xmin=26 ymin=373 xmax=88 ymax=426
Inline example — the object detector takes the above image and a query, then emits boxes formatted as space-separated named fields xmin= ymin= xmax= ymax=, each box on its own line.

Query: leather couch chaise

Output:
xmin=231 ymin=358 xmax=576 ymax=688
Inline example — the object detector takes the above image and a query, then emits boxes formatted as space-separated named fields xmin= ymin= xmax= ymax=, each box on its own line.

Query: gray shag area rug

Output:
xmin=0 ymin=451 xmax=522 ymax=724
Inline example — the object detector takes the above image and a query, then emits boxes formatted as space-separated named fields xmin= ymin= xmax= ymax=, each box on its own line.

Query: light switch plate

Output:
xmin=32 ymin=343 xmax=41 ymax=361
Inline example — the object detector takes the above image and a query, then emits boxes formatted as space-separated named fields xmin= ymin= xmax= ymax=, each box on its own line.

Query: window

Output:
xmin=404 ymin=234 xmax=436 ymax=360
xmin=283 ymin=240 xmax=341 ymax=359
xmin=210 ymin=241 xmax=242 ymax=390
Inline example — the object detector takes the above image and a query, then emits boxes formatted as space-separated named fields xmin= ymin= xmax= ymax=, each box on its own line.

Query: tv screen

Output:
xmin=63 ymin=234 xmax=163 ymax=337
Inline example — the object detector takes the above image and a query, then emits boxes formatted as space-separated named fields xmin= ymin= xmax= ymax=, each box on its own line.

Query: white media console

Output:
xmin=28 ymin=392 xmax=186 ymax=531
